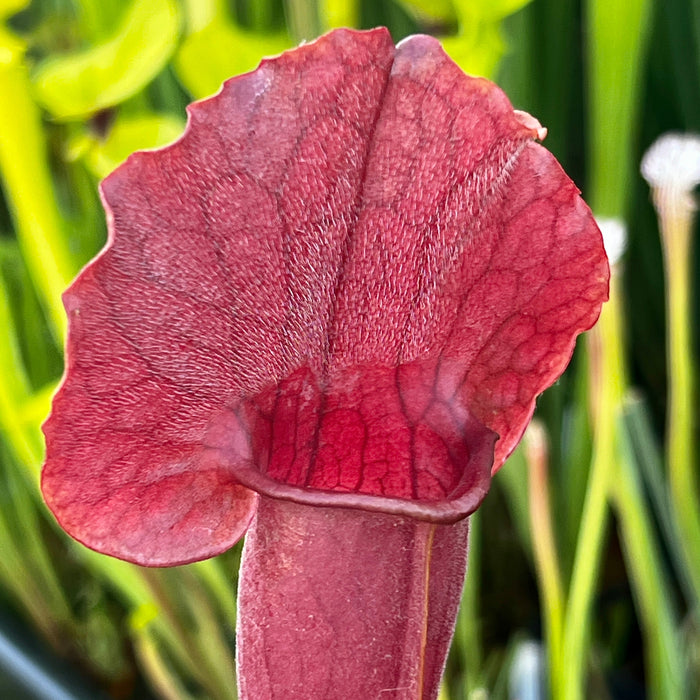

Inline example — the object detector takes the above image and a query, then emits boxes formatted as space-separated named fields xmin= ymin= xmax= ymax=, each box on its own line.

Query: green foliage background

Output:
xmin=0 ymin=0 xmax=699 ymax=698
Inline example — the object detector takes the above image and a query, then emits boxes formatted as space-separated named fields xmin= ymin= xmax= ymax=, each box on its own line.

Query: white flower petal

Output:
xmin=641 ymin=132 xmax=700 ymax=191
xmin=596 ymin=216 xmax=627 ymax=266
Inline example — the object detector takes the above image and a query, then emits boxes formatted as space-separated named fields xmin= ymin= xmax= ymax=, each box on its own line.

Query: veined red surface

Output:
xmin=42 ymin=27 xmax=608 ymax=567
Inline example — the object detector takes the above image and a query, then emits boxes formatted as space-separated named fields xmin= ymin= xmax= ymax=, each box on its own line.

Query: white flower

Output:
xmin=641 ymin=133 xmax=700 ymax=207
xmin=509 ymin=640 xmax=545 ymax=700
xmin=596 ymin=217 xmax=627 ymax=267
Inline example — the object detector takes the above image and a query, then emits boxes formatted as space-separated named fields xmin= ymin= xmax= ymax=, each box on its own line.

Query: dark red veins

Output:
xmin=41 ymin=27 xmax=608 ymax=566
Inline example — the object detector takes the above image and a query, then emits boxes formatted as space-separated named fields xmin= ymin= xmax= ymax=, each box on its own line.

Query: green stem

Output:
xmin=179 ymin=568 xmax=238 ymax=699
xmin=612 ymin=423 xmax=686 ymax=699
xmin=0 ymin=461 xmax=75 ymax=647
xmin=140 ymin=569 xmax=237 ymax=700
xmin=459 ymin=508 xmax=483 ymax=695
xmin=0 ymin=272 xmax=43 ymax=471
xmin=579 ymin=269 xmax=684 ymax=698
xmin=577 ymin=0 xmax=651 ymax=687
xmin=560 ymin=442 xmax=610 ymax=700
xmin=657 ymin=188 xmax=700 ymax=614
xmin=585 ymin=0 xmax=651 ymax=216
xmin=624 ymin=394 xmax=699 ymax=611
xmin=561 ymin=278 xmax=625 ymax=699
xmin=284 ymin=0 xmax=321 ymax=42
xmin=0 ymin=39 xmax=74 ymax=343
xmin=191 ymin=558 xmax=238 ymax=630
xmin=83 ymin=551 xmax=211 ymax=688
xmin=132 ymin=627 xmax=198 ymax=700
xmin=525 ymin=423 xmax=565 ymax=699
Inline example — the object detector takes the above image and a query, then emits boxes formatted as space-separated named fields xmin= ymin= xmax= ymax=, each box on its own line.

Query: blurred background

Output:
xmin=0 ymin=0 xmax=699 ymax=698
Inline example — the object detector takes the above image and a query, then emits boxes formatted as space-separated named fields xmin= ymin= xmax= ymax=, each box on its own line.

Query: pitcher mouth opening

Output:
xmin=204 ymin=361 xmax=496 ymax=523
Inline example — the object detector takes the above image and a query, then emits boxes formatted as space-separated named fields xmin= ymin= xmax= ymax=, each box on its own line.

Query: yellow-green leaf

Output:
xmin=0 ymin=0 xmax=28 ymax=20
xmin=398 ymin=0 xmax=457 ymax=24
xmin=320 ymin=0 xmax=361 ymax=28
xmin=32 ymin=0 xmax=180 ymax=120
xmin=441 ymin=20 xmax=505 ymax=78
xmin=181 ymin=0 xmax=219 ymax=34
xmin=82 ymin=112 xmax=185 ymax=178
xmin=175 ymin=19 xmax=289 ymax=99
xmin=452 ymin=0 xmax=532 ymax=22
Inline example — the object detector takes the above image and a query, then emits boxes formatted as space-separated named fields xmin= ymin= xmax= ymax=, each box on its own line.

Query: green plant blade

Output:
xmin=175 ymin=17 xmax=289 ymax=99
xmin=32 ymin=0 xmax=181 ymax=119
xmin=0 ymin=40 xmax=73 ymax=342
xmin=79 ymin=112 xmax=185 ymax=179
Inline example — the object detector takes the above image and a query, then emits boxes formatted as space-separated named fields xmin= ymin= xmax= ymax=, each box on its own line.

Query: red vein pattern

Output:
xmin=42 ymin=27 xmax=608 ymax=566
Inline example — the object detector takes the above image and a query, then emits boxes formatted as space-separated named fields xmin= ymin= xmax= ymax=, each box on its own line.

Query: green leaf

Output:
xmin=175 ymin=18 xmax=289 ymax=99
xmin=81 ymin=112 xmax=186 ymax=179
xmin=439 ymin=0 xmax=535 ymax=78
xmin=0 ymin=39 xmax=73 ymax=342
xmin=451 ymin=0 xmax=533 ymax=22
xmin=0 ymin=443 xmax=77 ymax=646
xmin=320 ymin=0 xmax=361 ymax=29
xmin=585 ymin=0 xmax=652 ymax=215
xmin=478 ymin=0 xmax=533 ymax=20
xmin=32 ymin=0 xmax=181 ymax=119
xmin=181 ymin=0 xmax=218 ymax=33
xmin=0 ymin=0 xmax=28 ymax=20
xmin=0 ymin=240 xmax=61 ymax=389
xmin=397 ymin=0 xmax=457 ymax=24
xmin=73 ymin=0 xmax=127 ymax=42
xmin=441 ymin=20 xmax=505 ymax=78
xmin=0 ymin=269 xmax=43 ymax=472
